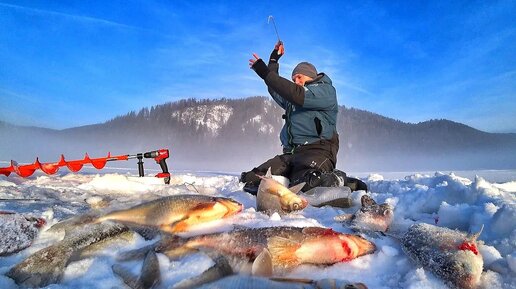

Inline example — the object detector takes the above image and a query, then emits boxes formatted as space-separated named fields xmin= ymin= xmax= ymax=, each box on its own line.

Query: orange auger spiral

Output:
xmin=0 ymin=149 xmax=171 ymax=184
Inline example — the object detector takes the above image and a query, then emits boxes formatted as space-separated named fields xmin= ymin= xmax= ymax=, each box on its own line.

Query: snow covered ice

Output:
xmin=0 ymin=170 xmax=515 ymax=289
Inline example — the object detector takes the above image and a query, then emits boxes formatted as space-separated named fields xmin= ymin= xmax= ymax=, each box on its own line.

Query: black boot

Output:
xmin=242 ymin=183 xmax=259 ymax=195
xmin=297 ymin=169 xmax=346 ymax=192
xmin=318 ymin=169 xmax=346 ymax=187
xmin=345 ymin=176 xmax=368 ymax=192
xmin=240 ymin=172 xmax=260 ymax=195
xmin=300 ymin=169 xmax=353 ymax=208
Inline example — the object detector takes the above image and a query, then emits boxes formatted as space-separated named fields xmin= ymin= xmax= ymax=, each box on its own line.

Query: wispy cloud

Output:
xmin=0 ymin=2 xmax=137 ymax=30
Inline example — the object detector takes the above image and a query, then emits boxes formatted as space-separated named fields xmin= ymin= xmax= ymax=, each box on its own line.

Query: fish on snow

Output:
xmin=256 ymin=168 xmax=308 ymax=215
xmin=7 ymin=222 xmax=130 ymax=288
xmin=121 ymin=226 xmax=375 ymax=273
xmin=95 ymin=194 xmax=243 ymax=234
xmin=0 ymin=211 xmax=46 ymax=256
xmin=400 ymin=223 xmax=484 ymax=289
xmin=334 ymin=195 xmax=394 ymax=233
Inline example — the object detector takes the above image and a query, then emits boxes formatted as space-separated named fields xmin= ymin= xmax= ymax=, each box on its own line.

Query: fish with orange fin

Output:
xmin=256 ymin=168 xmax=308 ymax=215
xmin=266 ymin=227 xmax=376 ymax=268
xmin=400 ymin=223 xmax=484 ymax=289
xmin=120 ymin=226 xmax=375 ymax=274
xmin=95 ymin=194 xmax=243 ymax=234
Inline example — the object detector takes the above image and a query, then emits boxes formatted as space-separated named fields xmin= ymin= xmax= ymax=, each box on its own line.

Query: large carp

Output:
xmin=96 ymin=194 xmax=243 ymax=233
xmin=123 ymin=226 xmax=375 ymax=271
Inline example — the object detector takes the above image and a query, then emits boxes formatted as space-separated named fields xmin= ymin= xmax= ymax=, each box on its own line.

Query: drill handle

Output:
xmin=156 ymin=159 xmax=170 ymax=184
xmin=144 ymin=149 xmax=170 ymax=184
xmin=158 ymin=158 xmax=169 ymax=174
xmin=137 ymin=154 xmax=144 ymax=177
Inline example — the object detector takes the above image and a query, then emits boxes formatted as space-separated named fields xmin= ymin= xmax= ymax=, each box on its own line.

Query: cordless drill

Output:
xmin=136 ymin=149 xmax=170 ymax=184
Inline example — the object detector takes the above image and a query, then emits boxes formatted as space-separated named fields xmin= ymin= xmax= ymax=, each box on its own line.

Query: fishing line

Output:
xmin=268 ymin=15 xmax=281 ymax=41
xmin=184 ymin=182 xmax=200 ymax=194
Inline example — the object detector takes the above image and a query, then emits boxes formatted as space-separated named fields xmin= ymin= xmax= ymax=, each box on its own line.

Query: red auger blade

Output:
xmin=89 ymin=153 xmax=109 ymax=170
xmin=0 ymin=152 xmax=126 ymax=177
xmin=39 ymin=155 xmax=65 ymax=175
xmin=0 ymin=149 xmax=170 ymax=184
xmin=12 ymin=160 xmax=40 ymax=178
xmin=66 ymin=156 xmax=86 ymax=172
xmin=0 ymin=163 xmax=13 ymax=177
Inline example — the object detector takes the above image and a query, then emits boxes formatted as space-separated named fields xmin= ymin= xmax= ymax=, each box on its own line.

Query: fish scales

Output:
xmin=181 ymin=227 xmax=303 ymax=254
xmin=256 ymin=168 xmax=307 ymax=215
xmin=0 ymin=213 xmax=42 ymax=256
xmin=97 ymin=195 xmax=242 ymax=233
xmin=7 ymin=222 xmax=128 ymax=288
xmin=157 ymin=226 xmax=374 ymax=268
xmin=401 ymin=223 xmax=483 ymax=289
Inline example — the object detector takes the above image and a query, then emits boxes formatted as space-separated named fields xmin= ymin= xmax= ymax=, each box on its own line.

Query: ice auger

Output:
xmin=0 ymin=149 xmax=171 ymax=184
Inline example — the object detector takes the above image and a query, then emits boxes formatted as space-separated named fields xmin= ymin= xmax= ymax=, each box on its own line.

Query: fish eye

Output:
xmin=293 ymin=203 xmax=299 ymax=210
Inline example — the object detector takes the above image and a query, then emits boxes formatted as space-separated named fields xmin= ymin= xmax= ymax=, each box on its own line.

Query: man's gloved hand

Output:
xmin=249 ymin=53 xmax=270 ymax=79
xmin=269 ymin=41 xmax=284 ymax=62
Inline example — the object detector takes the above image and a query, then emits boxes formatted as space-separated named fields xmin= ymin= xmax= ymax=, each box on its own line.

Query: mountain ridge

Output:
xmin=1 ymin=96 xmax=515 ymax=172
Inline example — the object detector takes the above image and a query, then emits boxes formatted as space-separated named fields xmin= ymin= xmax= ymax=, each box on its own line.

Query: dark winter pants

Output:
xmin=241 ymin=133 xmax=339 ymax=192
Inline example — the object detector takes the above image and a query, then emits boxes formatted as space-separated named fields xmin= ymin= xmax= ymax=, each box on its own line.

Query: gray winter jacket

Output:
xmin=265 ymin=61 xmax=338 ymax=151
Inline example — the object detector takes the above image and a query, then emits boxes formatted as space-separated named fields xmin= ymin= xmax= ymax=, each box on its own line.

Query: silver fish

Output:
xmin=299 ymin=186 xmax=353 ymax=208
xmin=6 ymin=222 xmax=128 ymax=288
xmin=401 ymin=223 xmax=484 ymax=289
xmin=256 ymin=168 xmax=307 ymax=215
xmin=96 ymin=194 xmax=243 ymax=233
xmin=335 ymin=195 xmax=393 ymax=232
xmin=153 ymin=226 xmax=375 ymax=270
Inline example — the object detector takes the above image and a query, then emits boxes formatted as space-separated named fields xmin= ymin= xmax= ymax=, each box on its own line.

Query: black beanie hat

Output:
xmin=292 ymin=62 xmax=318 ymax=79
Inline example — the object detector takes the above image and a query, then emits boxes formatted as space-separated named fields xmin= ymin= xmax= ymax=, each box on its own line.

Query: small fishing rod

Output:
xmin=268 ymin=15 xmax=281 ymax=42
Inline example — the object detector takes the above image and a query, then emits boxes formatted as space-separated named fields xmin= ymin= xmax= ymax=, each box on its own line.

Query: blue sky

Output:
xmin=0 ymin=1 xmax=515 ymax=132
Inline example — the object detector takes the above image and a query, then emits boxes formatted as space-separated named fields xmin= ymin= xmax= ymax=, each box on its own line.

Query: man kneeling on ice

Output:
xmin=241 ymin=40 xmax=367 ymax=195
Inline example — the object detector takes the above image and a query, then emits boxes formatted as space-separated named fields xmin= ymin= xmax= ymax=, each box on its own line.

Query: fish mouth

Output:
xmin=218 ymin=198 xmax=244 ymax=217
xmin=288 ymin=198 xmax=308 ymax=211
xmin=300 ymin=197 xmax=308 ymax=208
xmin=351 ymin=235 xmax=376 ymax=256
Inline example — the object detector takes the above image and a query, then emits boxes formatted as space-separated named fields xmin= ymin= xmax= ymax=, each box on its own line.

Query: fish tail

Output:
xmin=267 ymin=236 xmax=301 ymax=267
xmin=140 ymin=250 xmax=161 ymax=289
xmin=112 ymin=264 xmax=144 ymax=289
